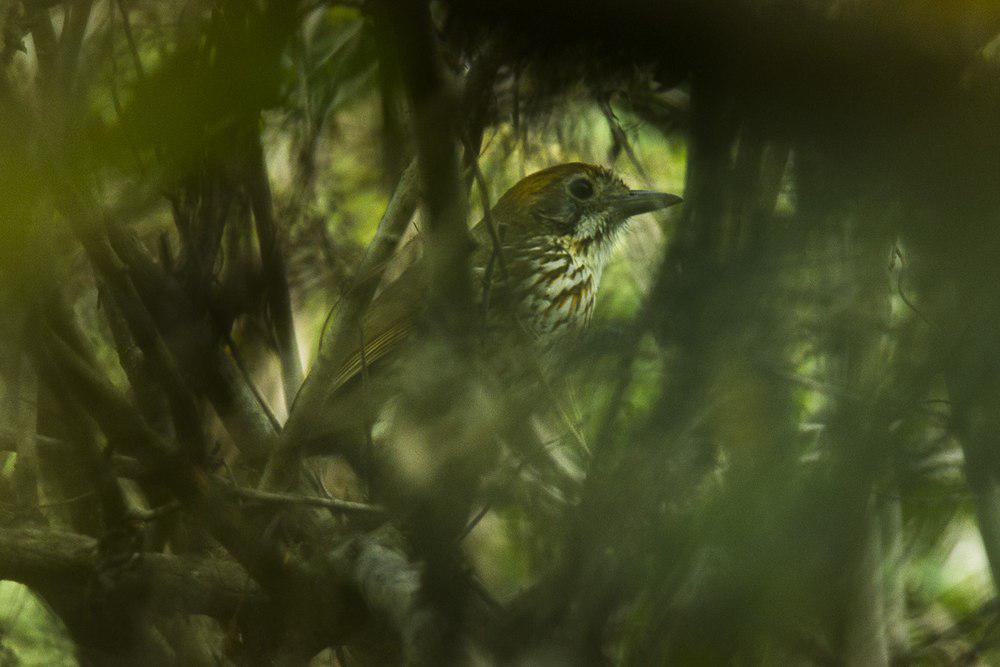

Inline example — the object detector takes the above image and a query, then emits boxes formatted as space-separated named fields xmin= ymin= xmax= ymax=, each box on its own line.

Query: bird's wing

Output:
xmin=325 ymin=222 xmax=501 ymax=394
xmin=326 ymin=259 xmax=427 ymax=394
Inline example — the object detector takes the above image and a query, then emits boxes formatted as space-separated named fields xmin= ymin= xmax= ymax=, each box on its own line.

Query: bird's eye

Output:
xmin=568 ymin=178 xmax=595 ymax=200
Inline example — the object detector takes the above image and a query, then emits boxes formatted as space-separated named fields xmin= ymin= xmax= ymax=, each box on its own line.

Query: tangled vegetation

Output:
xmin=2 ymin=0 xmax=1000 ymax=664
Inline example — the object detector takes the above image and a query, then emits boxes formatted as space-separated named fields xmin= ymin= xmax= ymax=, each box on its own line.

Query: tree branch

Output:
xmin=221 ymin=480 xmax=384 ymax=517
xmin=246 ymin=132 xmax=304 ymax=409
xmin=0 ymin=527 xmax=266 ymax=624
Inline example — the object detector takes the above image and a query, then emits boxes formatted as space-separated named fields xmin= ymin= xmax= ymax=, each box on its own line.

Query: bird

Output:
xmin=284 ymin=162 xmax=682 ymax=490
xmin=330 ymin=162 xmax=682 ymax=386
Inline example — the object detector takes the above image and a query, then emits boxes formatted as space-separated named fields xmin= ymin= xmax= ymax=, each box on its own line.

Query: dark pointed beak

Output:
xmin=609 ymin=190 xmax=683 ymax=218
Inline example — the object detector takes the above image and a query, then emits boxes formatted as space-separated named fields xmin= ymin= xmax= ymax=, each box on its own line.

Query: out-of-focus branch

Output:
xmin=32 ymin=317 xmax=293 ymax=586
xmin=246 ymin=133 xmax=304 ymax=408
xmin=100 ymin=281 xmax=175 ymax=436
xmin=598 ymin=94 xmax=650 ymax=183
xmin=0 ymin=430 xmax=69 ymax=454
xmin=620 ymin=87 xmax=690 ymax=136
xmin=381 ymin=1 xmax=473 ymax=331
xmin=327 ymin=527 xmax=439 ymax=663
xmin=113 ymin=0 xmax=145 ymax=79
xmin=37 ymin=322 xmax=175 ymax=463
xmin=126 ymin=500 xmax=181 ymax=522
xmin=206 ymin=347 xmax=279 ymax=460
xmin=14 ymin=323 xmax=455 ymax=661
xmin=0 ymin=522 xmax=445 ymax=661
xmin=4 ymin=352 xmax=40 ymax=513
xmin=0 ymin=528 xmax=266 ymax=623
xmin=260 ymin=160 xmax=418 ymax=492
xmin=948 ymin=387 xmax=1000 ymax=588
xmin=105 ymin=224 xmax=276 ymax=460
xmin=367 ymin=4 xmax=485 ymax=663
xmin=23 ymin=0 xmax=58 ymax=78
xmin=43 ymin=111 xmax=268 ymax=460
xmin=56 ymin=0 xmax=93 ymax=92
xmin=225 ymin=334 xmax=282 ymax=432
xmin=221 ymin=480 xmax=384 ymax=517
xmin=460 ymin=43 xmax=503 ymax=168
xmin=64 ymin=211 xmax=209 ymax=461
xmin=34 ymin=326 xmax=131 ymax=528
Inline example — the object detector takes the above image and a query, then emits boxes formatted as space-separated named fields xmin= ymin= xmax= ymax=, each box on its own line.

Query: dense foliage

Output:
xmin=1 ymin=0 xmax=1000 ymax=664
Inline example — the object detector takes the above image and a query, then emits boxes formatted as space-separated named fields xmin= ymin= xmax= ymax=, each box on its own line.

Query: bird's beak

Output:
xmin=609 ymin=190 xmax=683 ymax=218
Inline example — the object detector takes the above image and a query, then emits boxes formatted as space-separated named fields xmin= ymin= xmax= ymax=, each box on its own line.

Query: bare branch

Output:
xmin=221 ymin=481 xmax=384 ymax=517
xmin=246 ymin=133 xmax=304 ymax=408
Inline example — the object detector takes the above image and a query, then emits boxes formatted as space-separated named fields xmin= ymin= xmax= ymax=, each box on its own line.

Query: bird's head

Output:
xmin=492 ymin=162 xmax=682 ymax=259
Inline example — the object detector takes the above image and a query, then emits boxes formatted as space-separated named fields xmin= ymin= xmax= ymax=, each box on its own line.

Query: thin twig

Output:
xmin=527 ymin=362 xmax=590 ymax=457
xmin=469 ymin=156 xmax=507 ymax=323
xmin=225 ymin=334 xmax=282 ymax=432
xmin=114 ymin=0 xmax=145 ymax=80
xmin=222 ymin=480 xmax=384 ymax=517
xmin=247 ymin=135 xmax=304 ymax=407
xmin=459 ymin=503 xmax=491 ymax=541
xmin=36 ymin=490 xmax=96 ymax=509
xmin=0 ymin=429 xmax=68 ymax=452
xmin=893 ymin=246 xmax=934 ymax=328
xmin=599 ymin=95 xmax=650 ymax=183
xmin=127 ymin=500 xmax=182 ymax=522
xmin=357 ymin=321 xmax=376 ymax=494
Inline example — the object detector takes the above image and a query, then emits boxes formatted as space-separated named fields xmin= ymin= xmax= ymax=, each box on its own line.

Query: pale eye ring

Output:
xmin=568 ymin=178 xmax=595 ymax=200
